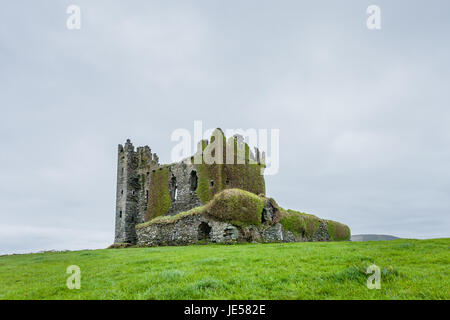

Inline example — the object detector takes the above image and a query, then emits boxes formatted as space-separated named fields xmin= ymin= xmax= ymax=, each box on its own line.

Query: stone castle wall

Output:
xmin=166 ymin=161 xmax=203 ymax=215
xmin=136 ymin=213 xmax=332 ymax=247
xmin=136 ymin=196 xmax=333 ymax=246
xmin=115 ymin=140 xmax=205 ymax=244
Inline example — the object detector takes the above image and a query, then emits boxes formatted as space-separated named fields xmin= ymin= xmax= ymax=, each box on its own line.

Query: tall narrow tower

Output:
xmin=114 ymin=139 xmax=139 ymax=243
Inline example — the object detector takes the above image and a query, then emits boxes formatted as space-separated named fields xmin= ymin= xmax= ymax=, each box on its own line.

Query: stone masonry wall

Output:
xmin=136 ymin=197 xmax=333 ymax=247
xmin=136 ymin=215 xmax=240 ymax=247
xmin=136 ymin=213 xmax=332 ymax=247
xmin=167 ymin=161 xmax=203 ymax=215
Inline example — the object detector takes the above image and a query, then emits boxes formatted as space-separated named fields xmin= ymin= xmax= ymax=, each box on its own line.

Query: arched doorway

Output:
xmin=198 ymin=222 xmax=212 ymax=241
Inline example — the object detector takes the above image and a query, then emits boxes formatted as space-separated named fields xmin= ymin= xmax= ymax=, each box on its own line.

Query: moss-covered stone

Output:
xmin=137 ymin=206 xmax=204 ymax=228
xmin=327 ymin=220 xmax=351 ymax=241
xmin=205 ymin=188 xmax=266 ymax=227
xmin=279 ymin=209 xmax=351 ymax=241
xmin=279 ymin=209 xmax=321 ymax=239
xmin=145 ymin=166 xmax=171 ymax=220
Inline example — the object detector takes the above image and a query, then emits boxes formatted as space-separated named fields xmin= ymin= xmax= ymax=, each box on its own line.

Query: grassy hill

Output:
xmin=0 ymin=238 xmax=448 ymax=300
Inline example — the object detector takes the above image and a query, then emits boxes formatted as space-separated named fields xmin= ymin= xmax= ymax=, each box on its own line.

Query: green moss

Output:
xmin=280 ymin=209 xmax=350 ymax=241
xmin=194 ymin=130 xmax=265 ymax=203
xmin=205 ymin=189 xmax=266 ymax=227
xmin=196 ymin=162 xmax=224 ymax=203
xmin=279 ymin=211 xmax=305 ymax=237
xmin=145 ymin=167 xmax=171 ymax=220
xmin=279 ymin=209 xmax=321 ymax=239
xmin=137 ymin=206 xmax=204 ymax=229
xmin=327 ymin=220 xmax=351 ymax=241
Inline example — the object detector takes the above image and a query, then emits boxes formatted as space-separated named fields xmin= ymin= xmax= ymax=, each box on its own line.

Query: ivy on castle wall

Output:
xmin=196 ymin=163 xmax=224 ymax=204
xmin=194 ymin=129 xmax=265 ymax=203
xmin=145 ymin=166 xmax=171 ymax=221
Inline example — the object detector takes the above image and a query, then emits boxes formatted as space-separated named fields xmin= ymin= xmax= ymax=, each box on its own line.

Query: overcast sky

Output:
xmin=1 ymin=1 xmax=449 ymax=254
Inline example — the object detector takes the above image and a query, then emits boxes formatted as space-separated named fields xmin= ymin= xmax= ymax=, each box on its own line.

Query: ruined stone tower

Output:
xmin=114 ymin=139 xmax=160 ymax=243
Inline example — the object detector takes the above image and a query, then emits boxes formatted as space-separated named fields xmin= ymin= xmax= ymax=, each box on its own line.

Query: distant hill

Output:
xmin=351 ymin=234 xmax=400 ymax=241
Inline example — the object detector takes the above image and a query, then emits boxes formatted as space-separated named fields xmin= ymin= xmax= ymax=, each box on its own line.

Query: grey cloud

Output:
xmin=0 ymin=1 xmax=449 ymax=254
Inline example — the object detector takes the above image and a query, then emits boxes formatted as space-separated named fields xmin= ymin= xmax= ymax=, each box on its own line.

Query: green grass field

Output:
xmin=0 ymin=238 xmax=448 ymax=300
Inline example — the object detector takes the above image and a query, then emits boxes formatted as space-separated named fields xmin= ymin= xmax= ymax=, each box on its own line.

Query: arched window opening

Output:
xmin=170 ymin=175 xmax=177 ymax=201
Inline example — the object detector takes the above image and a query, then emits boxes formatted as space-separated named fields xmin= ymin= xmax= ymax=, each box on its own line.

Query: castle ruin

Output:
xmin=114 ymin=129 xmax=350 ymax=246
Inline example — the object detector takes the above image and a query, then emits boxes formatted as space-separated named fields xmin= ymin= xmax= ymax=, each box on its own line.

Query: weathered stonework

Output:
xmin=114 ymin=140 xmax=159 ymax=244
xmin=135 ymin=208 xmax=333 ymax=247
xmin=166 ymin=162 xmax=203 ymax=215
xmin=136 ymin=215 xmax=240 ymax=246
